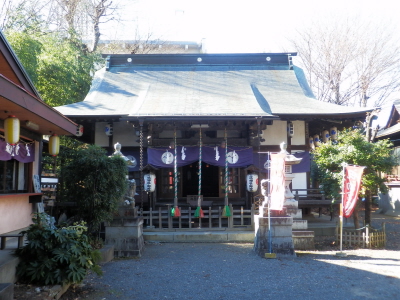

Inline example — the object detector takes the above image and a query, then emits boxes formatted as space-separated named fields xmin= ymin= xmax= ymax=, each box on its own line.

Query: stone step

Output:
xmin=292 ymin=230 xmax=315 ymax=250
xmin=292 ymin=230 xmax=315 ymax=237
xmin=292 ymin=219 xmax=308 ymax=230
xmin=143 ymin=230 xmax=254 ymax=243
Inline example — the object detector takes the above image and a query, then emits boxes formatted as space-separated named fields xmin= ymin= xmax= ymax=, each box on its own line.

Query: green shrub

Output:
xmin=15 ymin=213 xmax=102 ymax=285
xmin=58 ymin=144 xmax=128 ymax=236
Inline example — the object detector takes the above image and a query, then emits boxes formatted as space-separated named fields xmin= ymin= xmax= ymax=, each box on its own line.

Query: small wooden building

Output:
xmin=0 ymin=30 xmax=77 ymax=234
xmin=56 ymin=53 xmax=370 ymax=211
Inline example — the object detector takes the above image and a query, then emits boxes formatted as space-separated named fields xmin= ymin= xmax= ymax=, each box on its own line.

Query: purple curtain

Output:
xmin=252 ymin=151 xmax=310 ymax=173
xmin=147 ymin=146 xmax=199 ymax=168
xmin=0 ymin=139 xmax=35 ymax=163
xmin=147 ymin=146 xmax=253 ymax=168
xmin=291 ymin=152 xmax=311 ymax=173
xmin=202 ymin=146 xmax=253 ymax=167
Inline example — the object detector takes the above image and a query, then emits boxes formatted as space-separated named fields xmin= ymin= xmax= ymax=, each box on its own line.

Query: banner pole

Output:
xmin=265 ymin=152 xmax=276 ymax=258
xmin=336 ymin=164 xmax=347 ymax=257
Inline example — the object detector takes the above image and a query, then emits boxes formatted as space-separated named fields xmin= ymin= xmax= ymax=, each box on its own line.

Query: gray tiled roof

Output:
xmin=56 ymin=56 xmax=368 ymax=119
xmin=377 ymin=123 xmax=400 ymax=138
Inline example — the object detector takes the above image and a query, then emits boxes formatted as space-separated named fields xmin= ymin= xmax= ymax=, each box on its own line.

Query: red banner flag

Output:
xmin=343 ymin=165 xmax=365 ymax=218
xmin=269 ymin=153 xmax=286 ymax=210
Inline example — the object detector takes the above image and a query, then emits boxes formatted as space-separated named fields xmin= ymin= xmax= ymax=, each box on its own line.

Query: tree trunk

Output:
xmin=352 ymin=199 xmax=361 ymax=229
xmin=365 ymin=190 xmax=372 ymax=226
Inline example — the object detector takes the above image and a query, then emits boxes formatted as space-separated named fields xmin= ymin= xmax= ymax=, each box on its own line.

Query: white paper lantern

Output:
xmin=322 ymin=129 xmax=330 ymax=143
xmin=246 ymin=174 xmax=258 ymax=193
xmin=287 ymin=121 xmax=294 ymax=138
xmin=144 ymin=173 xmax=156 ymax=192
xmin=105 ymin=123 xmax=113 ymax=136
xmin=309 ymin=136 xmax=315 ymax=150
xmin=76 ymin=125 xmax=84 ymax=137
xmin=330 ymin=127 xmax=338 ymax=140
xmin=313 ymin=134 xmax=320 ymax=147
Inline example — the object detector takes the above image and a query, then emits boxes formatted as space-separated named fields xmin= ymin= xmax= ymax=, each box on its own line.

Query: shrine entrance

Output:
xmin=181 ymin=162 xmax=219 ymax=197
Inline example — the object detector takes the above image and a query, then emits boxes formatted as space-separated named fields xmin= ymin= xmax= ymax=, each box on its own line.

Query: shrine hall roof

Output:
xmin=55 ymin=53 xmax=369 ymax=120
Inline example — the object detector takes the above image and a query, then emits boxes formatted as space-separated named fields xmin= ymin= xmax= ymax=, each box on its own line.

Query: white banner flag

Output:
xmin=269 ymin=153 xmax=286 ymax=210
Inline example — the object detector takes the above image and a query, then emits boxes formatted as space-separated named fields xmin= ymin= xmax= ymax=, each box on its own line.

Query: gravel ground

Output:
xmin=68 ymin=214 xmax=400 ymax=300
xmin=77 ymin=243 xmax=400 ymax=300
xmin=15 ymin=213 xmax=400 ymax=300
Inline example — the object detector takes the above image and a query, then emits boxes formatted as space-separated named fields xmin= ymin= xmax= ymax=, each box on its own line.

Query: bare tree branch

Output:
xmin=291 ymin=16 xmax=400 ymax=107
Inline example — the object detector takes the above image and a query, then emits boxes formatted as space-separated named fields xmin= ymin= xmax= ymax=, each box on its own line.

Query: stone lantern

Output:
xmin=253 ymin=142 xmax=303 ymax=257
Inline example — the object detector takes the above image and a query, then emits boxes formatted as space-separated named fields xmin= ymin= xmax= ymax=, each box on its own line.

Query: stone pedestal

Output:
xmin=254 ymin=205 xmax=295 ymax=257
xmin=284 ymin=172 xmax=315 ymax=250
xmin=378 ymin=183 xmax=400 ymax=217
xmin=105 ymin=216 xmax=145 ymax=257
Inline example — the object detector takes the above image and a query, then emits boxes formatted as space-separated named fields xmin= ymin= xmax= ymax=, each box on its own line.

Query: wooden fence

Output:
xmin=138 ymin=204 xmax=255 ymax=230
xmin=336 ymin=223 xmax=386 ymax=248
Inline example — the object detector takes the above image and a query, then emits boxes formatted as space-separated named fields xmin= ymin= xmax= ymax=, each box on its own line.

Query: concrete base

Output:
xmin=0 ymin=283 xmax=13 ymax=300
xmin=144 ymin=230 xmax=254 ymax=243
xmin=0 ymin=254 xmax=18 ymax=284
xmin=378 ymin=209 xmax=400 ymax=217
xmin=105 ymin=217 xmax=145 ymax=257
xmin=99 ymin=245 xmax=114 ymax=264
xmin=254 ymin=215 xmax=296 ymax=257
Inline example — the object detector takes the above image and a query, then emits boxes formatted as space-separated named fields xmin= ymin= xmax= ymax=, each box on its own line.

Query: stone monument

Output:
xmin=105 ymin=143 xmax=144 ymax=257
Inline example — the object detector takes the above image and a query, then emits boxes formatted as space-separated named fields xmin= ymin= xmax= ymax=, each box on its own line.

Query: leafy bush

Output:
xmin=15 ymin=213 xmax=102 ymax=285
xmin=58 ymin=144 xmax=128 ymax=236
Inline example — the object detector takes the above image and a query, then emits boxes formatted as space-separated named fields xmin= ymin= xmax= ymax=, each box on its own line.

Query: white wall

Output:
xmin=291 ymin=172 xmax=307 ymax=191
xmin=261 ymin=120 xmax=287 ymax=145
xmin=291 ymin=121 xmax=305 ymax=146
xmin=95 ymin=122 xmax=109 ymax=147
xmin=261 ymin=120 xmax=305 ymax=146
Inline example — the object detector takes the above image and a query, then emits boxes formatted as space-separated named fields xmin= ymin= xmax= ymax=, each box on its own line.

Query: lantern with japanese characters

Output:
xmin=76 ymin=125 xmax=84 ymax=137
xmin=144 ymin=173 xmax=156 ymax=192
xmin=246 ymin=174 xmax=258 ymax=193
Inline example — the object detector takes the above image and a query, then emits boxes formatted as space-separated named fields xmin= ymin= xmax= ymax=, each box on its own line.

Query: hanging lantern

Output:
xmin=321 ymin=129 xmax=330 ymax=143
xmin=309 ymin=136 xmax=315 ymax=150
xmin=4 ymin=115 xmax=20 ymax=145
xmin=49 ymin=134 xmax=60 ymax=156
xmin=76 ymin=125 xmax=84 ymax=137
xmin=105 ymin=123 xmax=113 ymax=136
xmin=287 ymin=121 xmax=294 ymax=138
xmin=246 ymin=174 xmax=258 ymax=193
xmin=144 ymin=173 xmax=156 ymax=192
xmin=313 ymin=134 xmax=320 ymax=147
xmin=330 ymin=127 xmax=338 ymax=140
